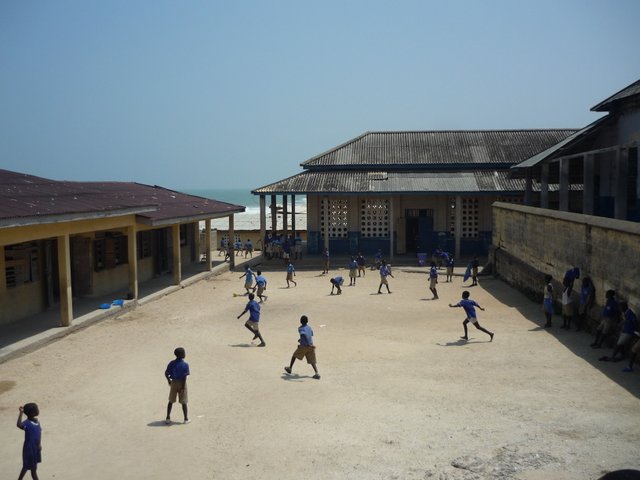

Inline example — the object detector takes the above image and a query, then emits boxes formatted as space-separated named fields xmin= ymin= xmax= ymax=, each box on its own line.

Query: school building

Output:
xmin=0 ymin=169 xmax=244 ymax=326
xmin=252 ymin=129 xmax=577 ymax=259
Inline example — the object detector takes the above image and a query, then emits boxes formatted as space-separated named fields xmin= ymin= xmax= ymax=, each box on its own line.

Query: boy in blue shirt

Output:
xmin=446 ymin=256 xmax=454 ymax=282
xmin=348 ymin=256 xmax=358 ymax=285
xmin=286 ymin=261 xmax=297 ymax=288
xmin=429 ymin=262 xmax=439 ymax=299
xmin=449 ymin=291 xmax=494 ymax=342
xmin=254 ymin=270 xmax=268 ymax=302
xmin=284 ymin=315 xmax=320 ymax=379
xmin=237 ymin=293 xmax=266 ymax=347
xmin=591 ymin=290 xmax=619 ymax=349
xmin=377 ymin=260 xmax=394 ymax=294
xmin=599 ymin=302 xmax=637 ymax=362
xmin=330 ymin=276 xmax=344 ymax=295
xmin=165 ymin=347 xmax=190 ymax=424
xmin=239 ymin=265 xmax=255 ymax=295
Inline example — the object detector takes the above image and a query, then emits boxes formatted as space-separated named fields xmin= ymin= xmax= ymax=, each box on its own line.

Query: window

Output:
xmin=95 ymin=232 xmax=128 ymax=271
xmin=360 ymin=198 xmax=389 ymax=238
xmin=5 ymin=242 xmax=39 ymax=289
xmin=138 ymin=231 xmax=152 ymax=259
xmin=449 ymin=197 xmax=480 ymax=238
xmin=321 ymin=199 xmax=349 ymax=238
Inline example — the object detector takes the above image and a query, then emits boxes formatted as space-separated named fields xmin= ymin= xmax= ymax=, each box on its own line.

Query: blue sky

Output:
xmin=1 ymin=0 xmax=639 ymax=190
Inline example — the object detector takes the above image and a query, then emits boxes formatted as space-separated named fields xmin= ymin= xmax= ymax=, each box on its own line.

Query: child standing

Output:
xmin=449 ymin=291 xmax=494 ymax=342
xmin=591 ymin=290 xmax=619 ymax=349
xmin=446 ymin=256 xmax=454 ymax=282
xmin=543 ymin=274 xmax=554 ymax=328
xmin=16 ymin=403 xmax=41 ymax=480
xmin=284 ymin=315 xmax=321 ymax=379
xmin=322 ymin=248 xmax=330 ymax=274
xmin=348 ymin=257 xmax=358 ymax=286
xmin=164 ymin=348 xmax=190 ymax=425
xmin=429 ymin=262 xmax=439 ymax=299
xmin=377 ymin=260 xmax=394 ymax=294
xmin=356 ymin=253 xmax=366 ymax=277
xmin=471 ymin=256 xmax=479 ymax=286
xmin=286 ymin=261 xmax=297 ymax=287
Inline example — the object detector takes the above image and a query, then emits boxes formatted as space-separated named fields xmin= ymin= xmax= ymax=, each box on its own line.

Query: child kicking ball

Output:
xmin=449 ymin=291 xmax=494 ymax=342
xmin=284 ymin=315 xmax=320 ymax=379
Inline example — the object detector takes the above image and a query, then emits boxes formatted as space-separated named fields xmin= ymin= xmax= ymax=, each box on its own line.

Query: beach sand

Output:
xmin=0 ymin=264 xmax=638 ymax=479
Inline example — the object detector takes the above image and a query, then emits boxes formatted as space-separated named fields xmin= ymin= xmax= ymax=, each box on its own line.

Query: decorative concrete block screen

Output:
xmin=360 ymin=198 xmax=389 ymax=238
xmin=320 ymin=199 xmax=349 ymax=238
xmin=462 ymin=197 xmax=479 ymax=238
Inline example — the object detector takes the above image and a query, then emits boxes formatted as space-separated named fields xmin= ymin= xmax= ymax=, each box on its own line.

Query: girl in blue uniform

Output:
xmin=16 ymin=402 xmax=42 ymax=480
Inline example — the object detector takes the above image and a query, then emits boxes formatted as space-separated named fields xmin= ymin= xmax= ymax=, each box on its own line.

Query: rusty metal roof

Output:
xmin=591 ymin=78 xmax=640 ymax=112
xmin=301 ymin=130 xmax=578 ymax=169
xmin=253 ymin=170 xmax=533 ymax=195
xmin=0 ymin=169 xmax=244 ymax=228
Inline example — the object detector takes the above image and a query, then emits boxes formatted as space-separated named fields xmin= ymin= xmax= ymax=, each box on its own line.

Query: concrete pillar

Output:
xmin=524 ymin=170 xmax=533 ymax=206
xmin=172 ymin=224 xmax=182 ymax=285
xmin=204 ymin=219 xmax=212 ymax=271
xmin=259 ymin=195 xmax=266 ymax=254
xmin=57 ymin=234 xmax=73 ymax=326
xmin=455 ymin=195 xmax=462 ymax=259
xmin=0 ymin=246 xmax=6 ymax=291
xmin=127 ymin=225 xmax=138 ymax=299
xmin=559 ymin=158 xmax=569 ymax=211
xmin=228 ymin=214 xmax=235 ymax=269
xmin=540 ymin=163 xmax=549 ymax=208
xmin=583 ymin=153 xmax=595 ymax=215
xmin=283 ymin=194 xmax=288 ymax=238
xmin=389 ymin=196 xmax=394 ymax=261
xmin=291 ymin=194 xmax=296 ymax=235
xmin=270 ymin=195 xmax=277 ymax=234
xmin=615 ymin=147 xmax=628 ymax=220
xmin=323 ymin=196 xmax=329 ymax=251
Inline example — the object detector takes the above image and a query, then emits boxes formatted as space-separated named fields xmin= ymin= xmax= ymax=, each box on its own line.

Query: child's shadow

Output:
xmin=436 ymin=339 xmax=482 ymax=346
xmin=281 ymin=373 xmax=313 ymax=382
xmin=147 ymin=420 xmax=171 ymax=427
xmin=228 ymin=343 xmax=253 ymax=348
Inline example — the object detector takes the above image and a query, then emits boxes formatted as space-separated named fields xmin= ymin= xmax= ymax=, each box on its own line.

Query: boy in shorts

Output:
xmin=428 ymin=262 xmax=439 ymax=299
xmin=591 ymin=290 xmax=619 ymax=348
xmin=348 ymin=256 xmax=358 ymax=285
xmin=377 ymin=260 xmax=394 ymax=294
xmin=239 ymin=265 xmax=255 ymax=295
xmin=449 ymin=291 xmax=494 ymax=342
xmin=237 ymin=293 xmax=266 ymax=346
xmin=330 ymin=276 xmax=344 ymax=295
xmin=356 ymin=253 xmax=366 ymax=277
xmin=165 ymin=347 xmax=190 ymax=424
xmin=284 ymin=315 xmax=320 ymax=379
xmin=255 ymin=270 xmax=268 ymax=302
xmin=286 ymin=261 xmax=297 ymax=288
xmin=599 ymin=302 xmax=637 ymax=362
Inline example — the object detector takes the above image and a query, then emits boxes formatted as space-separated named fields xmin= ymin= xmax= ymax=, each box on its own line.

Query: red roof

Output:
xmin=0 ymin=170 xmax=244 ymax=227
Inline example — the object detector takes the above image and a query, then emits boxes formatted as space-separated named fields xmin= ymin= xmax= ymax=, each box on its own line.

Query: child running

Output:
xmin=284 ymin=315 xmax=321 ymax=380
xmin=286 ymin=261 xmax=297 ymax=288
xmin=239 ymin=265 xmax=255 ymax=295
xmin=237 ymin=293 xmax=266 ymax=346
xmin=164 ymin=347 xmax=190 ymax=425
xmin=16 ymin=403 xmax=42 ymax=480
xmin=449 ymin=291 xmax=494 ymax=342
xmin=254 ymin=270 xmax=268 ymax=302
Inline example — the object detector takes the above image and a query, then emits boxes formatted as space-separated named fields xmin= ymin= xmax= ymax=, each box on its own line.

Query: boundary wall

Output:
xmin=491 ymin=202 xmax=640 ymax=326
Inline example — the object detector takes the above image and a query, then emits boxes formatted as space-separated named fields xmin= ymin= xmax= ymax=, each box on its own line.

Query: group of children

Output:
xmin=543 ymin=268 xmax=639 ymax=372
xmin=263 ymin=232 xmax=303 ymax=262
xmin=218 ymin=237 xmax=254 ymax=259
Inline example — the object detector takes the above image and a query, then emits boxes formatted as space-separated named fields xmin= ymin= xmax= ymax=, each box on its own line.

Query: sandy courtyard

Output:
xmin=1 ymin=264 xmax=639 ymax=479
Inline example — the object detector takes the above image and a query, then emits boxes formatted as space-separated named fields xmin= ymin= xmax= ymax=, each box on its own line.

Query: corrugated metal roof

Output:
xmin=253 ymin=170 xmax=535 ymax=195
xmin=591 ymin=78 xmax=640 ymax=112
xmin=0 ymin=169 xmax=245 ymax=227
xmin=301 ymin=130 xmax=578 ymax=168
xmin=511 ymin=117 xmax=609 ymax=169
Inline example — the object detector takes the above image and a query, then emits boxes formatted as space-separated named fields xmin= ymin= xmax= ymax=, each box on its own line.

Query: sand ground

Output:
xmin=0 ymin=264 xmax=639 ymax=480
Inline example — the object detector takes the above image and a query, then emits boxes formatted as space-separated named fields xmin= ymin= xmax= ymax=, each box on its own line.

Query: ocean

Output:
xmin=183 ymin=188 xmax=307 ymax=231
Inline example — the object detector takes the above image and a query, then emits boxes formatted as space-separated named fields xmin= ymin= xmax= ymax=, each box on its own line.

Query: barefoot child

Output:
xmin=330 ymin=276 xmax=344 ymax=295
xmin=237 ymin=293 xmax=266 ymax=347
xmin=165 ymin=347 xmax=190 ymax=425
xmin=17 ymin=403 xmax=41 ymax=480
xmin=284 ymin=315 xmax=321 ymax=379
xmin=377 ymin=260 xmax=394 ymax=294
xmin=449 ymin=291 xmax=494 ymax=342
xmin=348 ymin=256 xmax=358 ymax=285
xmin=239 ymin=265 xmax=255 ymax=295
xmin=286 ymin=261 xmax=297 ymax=287
xmin=255 ymin=270 xmax=268 ymax=302
xmin=429 ymin=262 xmax=439 ymax=299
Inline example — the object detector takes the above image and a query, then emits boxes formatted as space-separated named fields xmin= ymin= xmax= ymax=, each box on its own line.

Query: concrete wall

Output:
xmin=492 ymin=202 xmax=640 ymax=319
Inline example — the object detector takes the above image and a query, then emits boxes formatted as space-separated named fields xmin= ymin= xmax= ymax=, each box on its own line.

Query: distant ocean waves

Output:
xmin=186 ymin=188 xmax=307 ymax=231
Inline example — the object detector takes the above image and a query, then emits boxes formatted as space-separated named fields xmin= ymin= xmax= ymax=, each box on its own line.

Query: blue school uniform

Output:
xmin=287 ymin=264 xmax=295 ymax=274
xmin=22 ymin=419 xmax=42 ymax=470
xmin=165 ymin=358 xmax=190 ymax=381
xmin=298 ymin=324 xmax=314 ymax=346
xmin=456 ymin=299 xmax=480 ymax=319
